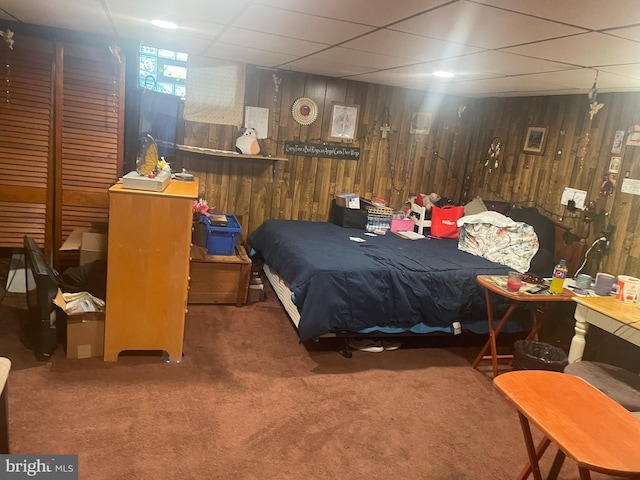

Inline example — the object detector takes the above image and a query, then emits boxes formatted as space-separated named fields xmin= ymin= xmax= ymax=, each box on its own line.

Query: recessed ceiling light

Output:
xmin=433 ymin=71 xmax=455 ymax=78
xmin=151 ymin=19 xmax=178 ymax=29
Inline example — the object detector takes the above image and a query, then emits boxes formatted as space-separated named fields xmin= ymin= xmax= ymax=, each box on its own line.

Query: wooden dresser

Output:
xmin=103 ymin=179 xmax=198 ymax=362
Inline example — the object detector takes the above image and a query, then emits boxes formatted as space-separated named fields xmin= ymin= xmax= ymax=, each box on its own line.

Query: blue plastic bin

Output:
xmin=200 ymin=214 xmax=242 ymax=256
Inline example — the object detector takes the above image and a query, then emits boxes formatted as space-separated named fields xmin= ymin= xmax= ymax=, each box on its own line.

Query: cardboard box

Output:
xmin=60 ymin=228 xmax=108 ymax=265
xmin=66 ymin=313 xmax=105 ymax=359
xmin=335 ymin=193 xmax=360 ymax=209
xmin=54 ymin=289 xmax=105 ymax=359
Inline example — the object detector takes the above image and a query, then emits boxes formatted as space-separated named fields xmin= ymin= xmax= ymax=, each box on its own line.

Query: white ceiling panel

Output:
xmin=204 ymin=42 xmax=298 ymax=67
xmin=342 ymin=30 xmax=482 ymax=63
xmin=504 ymin=33 xmax=640 ymax=69
xmin=218 ymin=27 xmax=328 ymax=57
xmin=474 ymin=0 xmax=640 ymax=31
xmin=282 ymin=57 xmax=377 ymax=78
xmin=306 ymin=47 xmax=414 ymax=70
xmin=608 ymin=25 xmax=640 ymax=43
xmin=599 ymin=65 xmax=640 ymax=81
xmin=392 ymin=1 xmax=586 ymax=49
xmin=413 ymin=51 xmax=575 ymax=77
xmin=254 ymin=0 xmax=449 ymax=27
xmin=2 ymin=0 xmax=111 ymax=35
xmin=231 ymin=5 xmax=374 ymax=44
xmin=1 ymin=0 xmax=639 ymax=97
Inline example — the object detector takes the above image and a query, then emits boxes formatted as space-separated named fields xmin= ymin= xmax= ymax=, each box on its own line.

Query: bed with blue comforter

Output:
xmin=248 ymin=220 xmax=513 ymax=342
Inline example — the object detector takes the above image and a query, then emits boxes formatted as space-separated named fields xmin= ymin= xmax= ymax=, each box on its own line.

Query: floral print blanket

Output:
xmin=457 ymin=211 xmax=538 ymax=273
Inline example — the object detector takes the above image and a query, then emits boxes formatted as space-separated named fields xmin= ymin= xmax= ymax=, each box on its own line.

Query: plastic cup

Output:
xmin=507 ymin=271 xmax=523 ymax=292
xmin=616 ymin=275 xmax=640 ymax=303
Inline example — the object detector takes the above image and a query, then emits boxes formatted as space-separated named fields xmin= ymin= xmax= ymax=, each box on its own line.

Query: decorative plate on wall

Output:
xmin=291 ymin=97 xmax=318 ymax=126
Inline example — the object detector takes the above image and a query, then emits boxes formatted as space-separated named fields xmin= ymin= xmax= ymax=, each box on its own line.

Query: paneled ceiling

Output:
xmin=1 ymin=0 xmax=640 ymax=97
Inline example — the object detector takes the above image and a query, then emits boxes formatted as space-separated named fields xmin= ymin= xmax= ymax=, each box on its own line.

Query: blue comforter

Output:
xmin=248 ymin=220 xmax=512 ymax=342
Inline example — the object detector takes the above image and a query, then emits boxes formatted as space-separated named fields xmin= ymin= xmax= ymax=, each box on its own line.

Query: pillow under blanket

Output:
xmin=457 ymin=211 xmax=539 ymax=273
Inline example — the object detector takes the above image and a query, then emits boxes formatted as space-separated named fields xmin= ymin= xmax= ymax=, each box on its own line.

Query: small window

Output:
xmin=139 ymin=43 xmax=188 ymax=99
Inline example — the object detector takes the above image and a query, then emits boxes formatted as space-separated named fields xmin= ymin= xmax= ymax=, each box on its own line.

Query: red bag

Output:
xmin=430 ymin=205 xmax=464 ymax=239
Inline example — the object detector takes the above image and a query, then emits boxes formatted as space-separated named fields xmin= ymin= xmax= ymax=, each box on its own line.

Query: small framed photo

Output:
xmin=409 ymin=112 xmax=433 ymax=135
xmin=329 ymin=103 xmax=359 ymax=142
xmin=523 ymin=126 xmax=548 ymax=155
xmin=609 ymin=156 xmax=621 ymax=174
xmin=611 ymin=130 xmax=624 ymax=154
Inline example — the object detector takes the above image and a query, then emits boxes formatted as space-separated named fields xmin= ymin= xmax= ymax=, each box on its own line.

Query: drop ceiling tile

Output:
xmin=599 ymin=64 xmax=640 ymax=81
xmin=392 ymin=1 xmax=585 ymax=49
xmin=429 ymin=75 xmax=573 ymax=97
xmin=109 ymin=0 xmax=246 ymax=25
xmin=475 ymin=0 xmax=640 ymax=31
xmin=343 ymin=30 xmax=482 ymax=63
xmin=503 ymin=32 xmax=640 ymax=68
xmin=526 ymin=68 xmax=640 ymax=92
xmin=608 ymin=25 xmax=640 ymax=43
xmin=347 ymin=64 xmax=498 ymax=89
xmin=232 ymin=5 xmax=374 ymax=44
xmin=203 ymin=43 xmax=297 ymax=68
xmin=2 ymin=0 xmax=111 ymax=35
xmin=416 ymin=51 xmax=575 ymax=77
xmin=254 ymin=0 xmax=449 ymax=27
xmin=304 ymin=46 xmax=414 ymax=70
xmin=218 ymin=27 xmax=328 ymax=57
xmin=283 ymin=57 xmax=376 ymax=78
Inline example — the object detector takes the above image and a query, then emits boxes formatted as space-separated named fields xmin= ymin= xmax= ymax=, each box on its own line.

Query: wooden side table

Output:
xmin=494 ymin=370 xmax=640 ymax=480
xmin=472 ymin=275 xmax=575 ymax=377
xmin=188 ymin=245 xmax=251 ymax=307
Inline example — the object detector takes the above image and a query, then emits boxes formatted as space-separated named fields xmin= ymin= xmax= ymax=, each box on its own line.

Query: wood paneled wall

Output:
xmin=179 ymin=67 xmax=640 ymax=278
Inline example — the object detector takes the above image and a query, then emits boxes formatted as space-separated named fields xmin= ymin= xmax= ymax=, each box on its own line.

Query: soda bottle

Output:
xmin=550 ymin=259 xmax=568 ymax=294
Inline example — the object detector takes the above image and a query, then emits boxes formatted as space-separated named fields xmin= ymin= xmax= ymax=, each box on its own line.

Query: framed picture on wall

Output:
xmin=329 ymin=103 xmax=359 ymax=142
xmin=523 ymin=126 xmax=547 ymax=155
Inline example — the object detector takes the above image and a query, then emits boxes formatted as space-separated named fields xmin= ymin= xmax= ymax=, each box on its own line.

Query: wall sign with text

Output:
xmin=284 ymin=142 xmax=360 ymax=160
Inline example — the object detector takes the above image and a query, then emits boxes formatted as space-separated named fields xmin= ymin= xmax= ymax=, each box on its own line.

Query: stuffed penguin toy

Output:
xmin=235 ymin=127 xmax=261 ymax=155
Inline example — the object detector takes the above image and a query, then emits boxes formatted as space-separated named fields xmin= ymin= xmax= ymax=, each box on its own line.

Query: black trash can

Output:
xmin=512 ymin=339 xmax=568 ymax=372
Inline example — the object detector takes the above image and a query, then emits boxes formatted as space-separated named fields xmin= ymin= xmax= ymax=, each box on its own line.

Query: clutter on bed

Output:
xmin=331 ymin=200 xmax=368 ymax=229
xmin=457 ymin=211 xmax=539 ymax=273
xmin=335 ymin=193 xmax=360 ymax=209
xmin=464 ymin=196 xmax=489 ymax=216
xmin=431 ymin=205 xmax=464 ymax=238
xmin=361 ymin=197 xmax=394 ymax=233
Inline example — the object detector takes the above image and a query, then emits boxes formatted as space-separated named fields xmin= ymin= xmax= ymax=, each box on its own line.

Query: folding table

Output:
xmin=472 ymin=275 xmax=575 ymax=377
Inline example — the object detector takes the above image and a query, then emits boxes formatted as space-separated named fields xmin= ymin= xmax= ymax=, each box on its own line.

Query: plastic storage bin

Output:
xmin=512 ymin=339 xmax=568 ymax=372
xmin=199 ymin=214 xmax=242 ymax=256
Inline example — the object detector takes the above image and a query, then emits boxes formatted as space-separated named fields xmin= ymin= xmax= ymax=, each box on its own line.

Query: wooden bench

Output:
xmin=494 ymin=370 xmax=640 ymax=480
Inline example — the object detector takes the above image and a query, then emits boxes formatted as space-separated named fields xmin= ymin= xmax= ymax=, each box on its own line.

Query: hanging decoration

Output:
xmin=291 ymin=97 xmax=318 ymax=126
xmin=109 ymin=44 xmax=122 ymax=64
xmin=484 ymin=137 xmax=502 ymax=171
xmin=587 ymin=70 xmax=604 ymax=120
xmin=0 ymin=29 xmax=14 ymax=50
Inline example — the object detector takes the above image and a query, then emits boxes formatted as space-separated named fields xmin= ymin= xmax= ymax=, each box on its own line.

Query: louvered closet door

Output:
xmin=0 ymin=35 xmax=55 ymax=254
xmin=55 ymin=42 xmax=124 ymax=265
